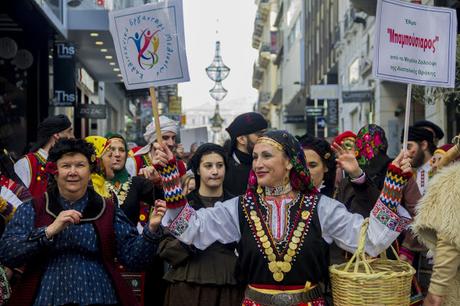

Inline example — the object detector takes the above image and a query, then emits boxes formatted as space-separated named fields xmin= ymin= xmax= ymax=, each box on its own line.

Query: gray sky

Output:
xmin=180 ymin=0 xmax=258 ymax=110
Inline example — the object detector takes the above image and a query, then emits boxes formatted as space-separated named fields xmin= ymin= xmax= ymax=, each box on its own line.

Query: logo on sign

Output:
xmin=56 ymin=43 xmax=75 ymax=59
xmin=121 ymin=15 xmax=175 ymax=80
xmin=54 ymin=90 xmax=76 ymax=103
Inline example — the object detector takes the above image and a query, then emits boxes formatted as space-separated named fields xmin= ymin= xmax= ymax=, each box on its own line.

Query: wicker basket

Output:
xmin=329 ymin=219 xmax=416 ymax=306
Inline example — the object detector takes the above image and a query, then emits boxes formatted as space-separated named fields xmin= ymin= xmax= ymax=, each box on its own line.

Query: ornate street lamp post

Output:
xmin=206 ymin=41 xmax=230 ymax=142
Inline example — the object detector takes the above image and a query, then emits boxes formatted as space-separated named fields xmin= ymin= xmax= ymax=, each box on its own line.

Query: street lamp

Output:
xmin=207 ymin=41 xmax=230 ymax=142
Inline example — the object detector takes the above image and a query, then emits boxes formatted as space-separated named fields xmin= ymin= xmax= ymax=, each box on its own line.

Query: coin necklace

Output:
xmin=106 ymin=177 xmax=132 ymax=206
xmin=244 ymin=192 xmax=316 ymax=282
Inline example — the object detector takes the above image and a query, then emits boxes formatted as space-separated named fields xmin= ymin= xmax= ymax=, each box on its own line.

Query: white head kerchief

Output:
xmin=135 ymin=115 xmax=178 ymax=156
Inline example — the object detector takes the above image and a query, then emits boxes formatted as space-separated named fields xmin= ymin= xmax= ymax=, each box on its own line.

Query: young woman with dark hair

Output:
xmin=160 ymin=143 xmax=243 ymax=306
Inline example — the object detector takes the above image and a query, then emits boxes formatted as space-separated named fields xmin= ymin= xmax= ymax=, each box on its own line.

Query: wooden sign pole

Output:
xmin=149 ymin=87 xmax=163 ymax=144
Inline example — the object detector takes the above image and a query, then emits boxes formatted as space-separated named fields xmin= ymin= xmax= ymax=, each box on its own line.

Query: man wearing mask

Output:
xmin=223 ymin=112 xmax=267 ymax=196
xmin=403 ymin=126 xmax=437 ymax=196
xmin=14 ymin=114 xmax=74 ymax=198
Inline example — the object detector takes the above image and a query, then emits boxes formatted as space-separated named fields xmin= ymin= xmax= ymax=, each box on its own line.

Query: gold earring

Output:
xmin=283 ymin=176 xmax=289 ymax=184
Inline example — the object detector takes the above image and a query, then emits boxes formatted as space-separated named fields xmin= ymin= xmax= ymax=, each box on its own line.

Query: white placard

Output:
xmin=109 ymin=0 xmax=190 ymax=90
xmin=180 ymin=127 xmax=209 ymax=152
xmin=373 ymin=0 xmax=457 ymax=88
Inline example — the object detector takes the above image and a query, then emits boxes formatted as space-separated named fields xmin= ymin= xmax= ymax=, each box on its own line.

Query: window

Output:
xmin=287 ymin=17 xmax=301 ymax=50
xmin=348 ymin=58 xmax=360 ymax=85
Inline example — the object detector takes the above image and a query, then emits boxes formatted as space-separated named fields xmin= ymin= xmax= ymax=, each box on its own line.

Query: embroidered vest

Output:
xmin=25 ymin=153 xmax=47 ymax=199
xmin=7 ymin=191 xmax=139 ymax=306
xmin=236 ymin=193 xmax=330 ymax=287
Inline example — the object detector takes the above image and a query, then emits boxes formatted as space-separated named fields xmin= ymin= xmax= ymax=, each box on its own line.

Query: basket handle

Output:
xmin=343 ymin=218 xmax=373 ymax=274
xmin=380 ymin=243 xmax=401 ymax=261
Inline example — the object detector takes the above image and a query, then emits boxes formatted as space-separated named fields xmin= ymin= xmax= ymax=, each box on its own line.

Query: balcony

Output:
xmin=350 ymin=0 xmax=377 ymax=16
xmin=252 ymin=13 xmax=265 ymax=49
xmin=257 ymin=0 xmax=271 ymax=23
xmin=252 ymin=63 xmax=264 ymax=89
xmin=258 ymin=43 xmax=271 ymax=68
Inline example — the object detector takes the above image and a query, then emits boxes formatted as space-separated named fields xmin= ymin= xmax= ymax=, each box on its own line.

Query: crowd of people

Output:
xmin=0 ymin=111 xmax=458 ymax=306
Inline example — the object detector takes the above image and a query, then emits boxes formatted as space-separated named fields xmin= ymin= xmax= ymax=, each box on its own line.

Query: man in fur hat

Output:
xmin=413 ymin=120 xmax=444 ymax=146
xmin=14 ymin=114 xmax=74 ymax=198
xmin=412 ymin=143 xmax=460 ymax=305
xmin=223 ymin=112 xmax=267 ymax=196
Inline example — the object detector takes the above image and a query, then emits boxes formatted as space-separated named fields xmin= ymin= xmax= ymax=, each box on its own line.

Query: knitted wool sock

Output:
xmin=379 ymin=164 xmax=412 ymax=213
xmin=156 ymin=157 xmax=186 ymax=209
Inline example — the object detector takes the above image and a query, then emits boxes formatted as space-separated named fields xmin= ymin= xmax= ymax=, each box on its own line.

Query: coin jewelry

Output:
xmin=106 ymin=177 xmax=133 ymax=206
xmin=243 ymin=192 xmax=317 ymax=282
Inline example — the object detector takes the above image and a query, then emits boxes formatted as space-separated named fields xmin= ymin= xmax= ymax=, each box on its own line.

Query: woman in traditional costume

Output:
xmin=154 ymin=130 xmax=412 ymax=305
xmin=0 ymin=138 xmax=165 ymax=306
xmin=160 ymin=143 xmax=244 ymax=306
xmin=297 ymin=133 xmax=336 ymax=198
xmin=103 ymin=133 xmax=162 ymax=225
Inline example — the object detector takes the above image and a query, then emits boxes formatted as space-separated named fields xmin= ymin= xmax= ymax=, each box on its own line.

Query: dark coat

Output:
xmin=223 ymin=152 xmax=252 ymax=197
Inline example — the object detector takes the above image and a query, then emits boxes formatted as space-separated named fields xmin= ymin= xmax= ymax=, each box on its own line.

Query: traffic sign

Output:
xmin=317 ymin=116 xmax=326 ymax=129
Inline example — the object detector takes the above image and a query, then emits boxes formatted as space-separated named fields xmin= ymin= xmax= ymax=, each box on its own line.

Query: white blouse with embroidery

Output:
xmin=162 ymin=194 xmax=411 ymax=257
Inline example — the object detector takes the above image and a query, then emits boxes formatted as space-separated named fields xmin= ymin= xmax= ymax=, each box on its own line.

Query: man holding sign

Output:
xmin=109 ymin=1 xmax=189 ymax=305
xmin=374 ymin=1 xmax=458 ymax=305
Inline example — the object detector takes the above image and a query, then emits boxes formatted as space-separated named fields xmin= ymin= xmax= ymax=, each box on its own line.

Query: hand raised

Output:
xmin=149 ymin=199 xmax=167 ymax=233
xmin=152 ymin=142 xmax=175 ymax=167
xmin=331 ymin=142 xmax=362 ymax=178
xmin=139 ymin=166 xmax=161 ymax=184
xmin=392 ymin=150 xmax=412 ymax=174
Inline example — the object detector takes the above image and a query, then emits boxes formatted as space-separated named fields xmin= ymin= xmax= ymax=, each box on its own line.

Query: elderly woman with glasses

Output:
xmin=153 ymin=130 xmax=412 ymax=306
xmin=0 ymin=138 xmax=166 ymax=306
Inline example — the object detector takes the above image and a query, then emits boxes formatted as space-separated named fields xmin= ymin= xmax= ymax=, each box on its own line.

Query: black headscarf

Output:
xmin=188 ymin=143 xmax=227 ymax=190
xmin=30 ymin=115 xmax=72 ymax=152
xmin=247 ymin=130 xmax=316 ymax=195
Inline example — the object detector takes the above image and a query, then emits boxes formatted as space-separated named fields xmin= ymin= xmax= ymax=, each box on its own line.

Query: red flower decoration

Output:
xmin=44 ymin=162 xmax=58 ymax=175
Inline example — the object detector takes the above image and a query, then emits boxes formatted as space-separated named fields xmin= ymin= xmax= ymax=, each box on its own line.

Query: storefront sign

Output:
xmin=52 ymin=42 xmax=76 ymax=106
xmin=283 ymin=115 xmax=306 ymax=123
xmin=373 ymin=0 xmax=457 ymax=88
xmin=342 ymin=90 xmax=373 ymax=103
xmin=304 ymin=106 xmax=324 ymax=117
xmin=168 ymin=96 xmax=182 ymax=114
xmin=77 ymin=104 xmax=107 ymax=119
xmin=109 ymin=0 xmax=190 ymax=90
xmin=310 ymin=85 xmax=339 ymax=100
